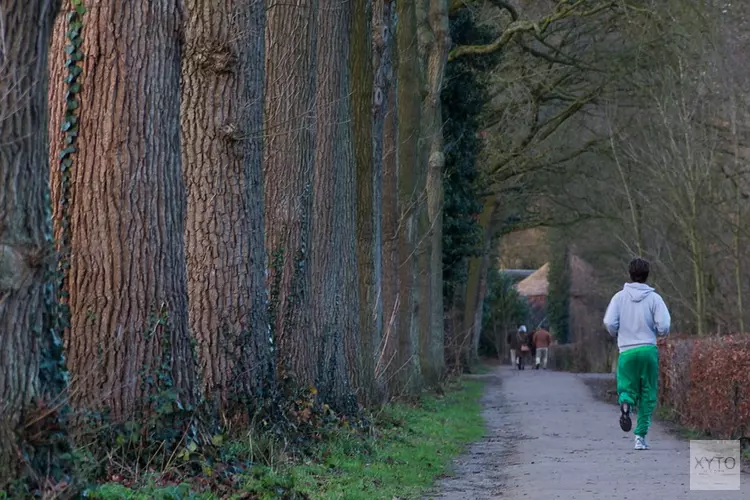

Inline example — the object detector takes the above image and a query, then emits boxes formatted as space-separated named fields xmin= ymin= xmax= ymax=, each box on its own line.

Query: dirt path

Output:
xmin=428 ymin=366 xmax=750 ymax=499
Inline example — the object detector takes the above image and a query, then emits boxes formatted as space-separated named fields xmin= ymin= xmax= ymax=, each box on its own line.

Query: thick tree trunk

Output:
xmin=57 ymin=0 xmax=196 ymax=418
xmin=181 ymin=0 xmax=270 ymax=407
xmin=379 ymin=7 xmax=400 ymax=396
xmin=312 ymin=0 xmax=359 ymax=409
xmin=263 ymin=0 xmax=317 ymax=387
xmin=49 ymin=1 xmax=69 ymax=261
xmin=352 ymin=0 xmax=380 ymax=404
xmin=414 ymin=0 xmax=433 ymax=390
xmin=371 ymin=0 xmax=394 ymax=398
xmin=396 ymin=0 xmax=423 ymax=395
xmin=0 ymin=0 xmax=62 ymax=483
xmin=417 ymin=0 xmax=449 ymax=386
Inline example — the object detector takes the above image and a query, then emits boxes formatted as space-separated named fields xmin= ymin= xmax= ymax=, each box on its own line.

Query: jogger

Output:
xmin=616 ymin=345 xmax=658 ymax=437
xmin=603 ymin=257 xmax=670 ymax=450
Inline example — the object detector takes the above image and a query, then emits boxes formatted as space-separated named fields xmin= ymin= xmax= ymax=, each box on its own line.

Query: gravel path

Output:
xmin=428 ymin=366 xmax=750 ymax=499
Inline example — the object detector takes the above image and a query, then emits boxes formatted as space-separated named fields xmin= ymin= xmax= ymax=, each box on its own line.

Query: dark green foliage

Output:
xmin=441 ymin=10 xmax=499 ymax=306
xmin=547 ymin=238 xmax=571 ymax=343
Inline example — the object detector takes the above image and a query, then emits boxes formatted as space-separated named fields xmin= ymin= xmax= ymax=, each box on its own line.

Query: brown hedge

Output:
xmin=658 ymin=335 xmax=750 ymax=439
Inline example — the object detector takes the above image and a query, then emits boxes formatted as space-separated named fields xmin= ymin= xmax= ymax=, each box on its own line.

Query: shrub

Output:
xmin=658 ymin=334 xmax=750 ymax=439
xmin=549 ymin=340 xmax=616 ymax=373
xmin=548 ymin=343 xmax=589 ymax=372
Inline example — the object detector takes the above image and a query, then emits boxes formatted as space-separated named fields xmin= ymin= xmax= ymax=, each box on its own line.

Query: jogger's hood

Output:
xmin=623 ymin=282 xmax=654 ymax=303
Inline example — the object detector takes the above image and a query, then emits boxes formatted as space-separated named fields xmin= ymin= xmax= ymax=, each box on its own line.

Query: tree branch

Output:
xmin=449 ymin=0 xmax=602 ymax=61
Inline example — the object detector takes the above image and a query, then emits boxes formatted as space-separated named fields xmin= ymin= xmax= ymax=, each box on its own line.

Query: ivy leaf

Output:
xmin=59 ymin=147 xmax=76 ymax=159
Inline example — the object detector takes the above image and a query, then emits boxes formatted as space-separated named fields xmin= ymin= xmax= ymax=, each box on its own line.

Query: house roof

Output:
xmin=513 ymin=254 xmax=598 ymax=298
xmin=515 ymin=262 xmax=550 ymax=297
xmin=498 ymin=269 xmax=536 ymax=281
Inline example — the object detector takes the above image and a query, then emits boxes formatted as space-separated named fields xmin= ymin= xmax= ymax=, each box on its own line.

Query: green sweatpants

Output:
xmin=616 ymin=345 xmax=658 ymax=437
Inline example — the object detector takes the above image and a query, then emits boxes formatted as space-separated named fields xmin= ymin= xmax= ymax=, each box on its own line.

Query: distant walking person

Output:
xmin=603 ymin=258 xmax=670 ymax=451
xmin=532 ymin=327 xmax=553 ymax=369
xmin=507 ymin=325 xmax=526 ymax=368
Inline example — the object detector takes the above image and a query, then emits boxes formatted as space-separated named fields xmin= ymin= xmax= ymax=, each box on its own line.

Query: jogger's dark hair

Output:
xmin=629 ymin=258 xmax=650 ymax=283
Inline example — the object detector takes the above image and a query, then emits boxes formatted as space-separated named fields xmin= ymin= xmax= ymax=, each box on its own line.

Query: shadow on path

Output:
xmin=427 ymin=366 xmax=750 ymax=499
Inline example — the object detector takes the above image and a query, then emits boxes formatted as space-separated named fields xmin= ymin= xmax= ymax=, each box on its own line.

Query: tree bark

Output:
xmin=312 ymin=0 xmax=359 ymax=409
xmin=263 ymin=0 xmax=317 ymax=387
xmin=417 ymin=0 xmax=449 ymax=386
xmin=462 ymin=196 xmax=495 ymax=370
xmin=370 ymin=0 xmax=394 ymax=399
xmin=471 ymin=236 xmax=493 ymax=362
xmin=56 ymin=0 xmax=196 ymax=418
xmin=445 ymin=279 xmax=466 ymax=371
xmin=414 ymin=0 xmax=433 ymax=391
xmin=0 ymin=0 xmax=63 ymax=483
xmin=379 ymin=1 xmax=400 ymax=396
xmin=351 ymin=0 xmax=380 ymax=404
xmin=181 ymin=0 xmax=270 ymax=407
xmin=396 ymin=0 xmax=423 ymax=394
xmin=49 ymin=1 xmax=69 ymax=259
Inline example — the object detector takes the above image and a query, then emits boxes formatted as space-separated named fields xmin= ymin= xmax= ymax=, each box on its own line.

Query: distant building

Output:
xmin=512 ymin=254 xmax=613 ymax=371
xmin=514 ymin=263 xmax=549 ymax=329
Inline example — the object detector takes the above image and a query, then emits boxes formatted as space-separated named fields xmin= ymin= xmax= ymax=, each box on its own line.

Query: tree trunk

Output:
xmin=471 ymin=240 xmax=492 ymax=362
xmin=446 ymin=281 xmax=467 ymax=371
xmin=734 ymin=187 xmax=744 ymax=333
xmin=49 ymin=0 xmax=70 ymax=271
xmin=414 ymin=0 xmax=433 ymax=390
xmin=371 ymin=0 xmax=394 ymax=399
xmin=396 ymin=0 xmax=423 ymax=395
xmin=181 ymin=0 xmax=270 ymax=408
xmin=56 ymin=0 xmax=196 ymax=418
xmin=352 ymin=0 xmax=381 ymax=404
xmin=312 ymin=0 xmax=359 ymax=409
xmin=263 ymin=0 xmax=317 ymax=387
xmin=462 ymin=197 xmax=495 ymax=370
xmin=379 ymin=3 xmax=399 ymax=396
xmin=417 ymin=0 xmax=449 ymax=386
xmin=0 ymin=0 xmax=63 ymax=484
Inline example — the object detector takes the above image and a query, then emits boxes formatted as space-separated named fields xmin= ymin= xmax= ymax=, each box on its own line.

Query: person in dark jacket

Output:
xmin=507 ymin=325 xmax=526 ymax=367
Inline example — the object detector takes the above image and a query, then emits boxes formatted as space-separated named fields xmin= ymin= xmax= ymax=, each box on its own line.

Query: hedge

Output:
xmin=658 ymin=335 xmax=750 ymax=439
xmin=548 ymin=341 xmax=616 ymax=373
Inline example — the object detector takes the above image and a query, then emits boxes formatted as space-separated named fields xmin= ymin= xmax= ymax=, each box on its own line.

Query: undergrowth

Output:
xmin=78 ymin=378 xmax=485 ymax=499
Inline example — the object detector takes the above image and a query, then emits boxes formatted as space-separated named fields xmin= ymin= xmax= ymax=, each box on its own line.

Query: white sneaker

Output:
xmin=634 ymin=435 xmax=649 ymax=450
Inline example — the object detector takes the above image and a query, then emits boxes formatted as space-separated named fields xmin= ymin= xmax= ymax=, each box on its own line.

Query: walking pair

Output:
xmin=604 ymin=258 xmax=671 ymax=450
xmin=508 ymin=326 xmax=551 ymax=370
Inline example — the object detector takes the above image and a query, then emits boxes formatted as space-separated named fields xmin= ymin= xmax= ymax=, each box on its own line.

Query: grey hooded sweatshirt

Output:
xmin=603 ymin=282 xmax=671 ymax=353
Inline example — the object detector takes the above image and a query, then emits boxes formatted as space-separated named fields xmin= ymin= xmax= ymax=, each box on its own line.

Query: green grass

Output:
xmin=85 ymin=379 xmax=486 ymax=500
